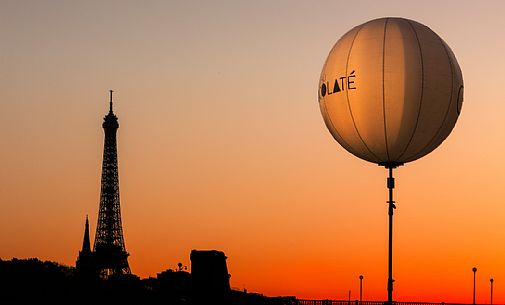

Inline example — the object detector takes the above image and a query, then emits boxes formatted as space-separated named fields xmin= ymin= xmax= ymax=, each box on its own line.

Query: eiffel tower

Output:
xmin=93 ymin=90 xmax=131 ymax=278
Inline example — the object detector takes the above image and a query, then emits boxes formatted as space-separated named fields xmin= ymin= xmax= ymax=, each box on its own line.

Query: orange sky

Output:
xmin=2 ymin=0 xmax=505 ymax=303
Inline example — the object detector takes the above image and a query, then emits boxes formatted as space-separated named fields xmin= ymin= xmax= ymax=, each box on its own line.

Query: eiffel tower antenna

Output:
xmin=109 ymin=90 xmax=114 ymax=113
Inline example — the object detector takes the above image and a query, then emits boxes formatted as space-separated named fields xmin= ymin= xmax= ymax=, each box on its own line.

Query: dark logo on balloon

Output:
xmin=320 ymin=70 xmax=356 ymax=98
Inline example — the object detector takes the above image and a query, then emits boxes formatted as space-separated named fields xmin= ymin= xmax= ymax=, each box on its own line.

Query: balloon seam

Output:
xmin=382 ymin=18 xmax=391 ymax=162
xmin=396 ymin=19 xmax=425 ymax=162
xmin=320 ymin=96 xmax=355 ymax=155
xmin=345 ymin=21 xmax=382 ymax=163
xmin=319 ymin=34 xmax=357 ymax=157
xmin=415 ymin=36 xmax=456 ymax=157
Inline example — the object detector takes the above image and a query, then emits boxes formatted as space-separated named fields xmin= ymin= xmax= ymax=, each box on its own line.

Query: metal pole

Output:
xmin=490 ymin=278 xmax=494 ymax=305
xmin=359 ymin=275 xmax=363 ymax=302
xmin=387 ymin=166 xmax=396 ymax=304
xmin=473 ymin=267 xmax=477 ymax=305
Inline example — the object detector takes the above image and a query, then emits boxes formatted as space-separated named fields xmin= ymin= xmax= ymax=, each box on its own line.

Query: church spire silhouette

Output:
xmin=76 ymin=215 xmax=94 ymax=276
xmin=82 ymin=215 xmax=91 ymax=254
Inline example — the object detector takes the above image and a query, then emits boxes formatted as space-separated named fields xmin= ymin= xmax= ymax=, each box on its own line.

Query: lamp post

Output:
xmin=490 ymin=278 xmax=494 ymax=305
xmin=359 ymin=275 xmax=363 ymax=302
xmin=473 ymin=267 xmax=477 ymax=305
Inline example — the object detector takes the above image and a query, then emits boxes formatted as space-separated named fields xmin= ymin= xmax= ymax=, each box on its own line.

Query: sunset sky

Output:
xmin=2 ymin=0 xmax=505 ymax=303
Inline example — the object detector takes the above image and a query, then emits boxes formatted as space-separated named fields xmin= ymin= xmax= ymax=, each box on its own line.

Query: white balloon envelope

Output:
xmin=318 ymin=17 xmax=463 ymax=165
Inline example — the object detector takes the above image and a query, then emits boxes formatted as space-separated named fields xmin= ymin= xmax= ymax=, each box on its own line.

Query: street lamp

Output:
xmin=359 ymin=275 xmax=364 ymax=302
xmin=472 ymin=267 xmax=477 ymax=305
xmin=490 ymin=278 xmax=494 ymax=305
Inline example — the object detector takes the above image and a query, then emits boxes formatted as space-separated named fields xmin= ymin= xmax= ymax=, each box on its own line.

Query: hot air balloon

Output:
xmin=318 ymin=17 xmax=463 ymax=303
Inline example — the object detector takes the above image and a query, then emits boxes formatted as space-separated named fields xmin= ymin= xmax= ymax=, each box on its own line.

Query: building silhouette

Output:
xmin=76 ymin=91 xmax=131 ymax=278
xmin=190 ymin=250 xmax=231 ymax=303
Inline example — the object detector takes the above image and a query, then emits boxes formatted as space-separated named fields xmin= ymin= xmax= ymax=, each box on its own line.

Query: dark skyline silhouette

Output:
xmin=0 ymin=254 xmax=298 ymax=305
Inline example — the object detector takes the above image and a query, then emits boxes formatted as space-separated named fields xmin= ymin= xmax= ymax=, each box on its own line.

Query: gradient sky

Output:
xmin=2 ymin=0 xmax=505 ymax=303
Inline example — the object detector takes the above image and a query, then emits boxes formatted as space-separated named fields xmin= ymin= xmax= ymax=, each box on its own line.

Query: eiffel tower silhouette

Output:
xmin=93 ymin=90 xmax=131 ymax=278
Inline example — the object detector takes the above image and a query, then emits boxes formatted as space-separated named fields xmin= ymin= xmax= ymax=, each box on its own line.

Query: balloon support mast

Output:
xmin=379 ymin=161 xmax=404 ymax=305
